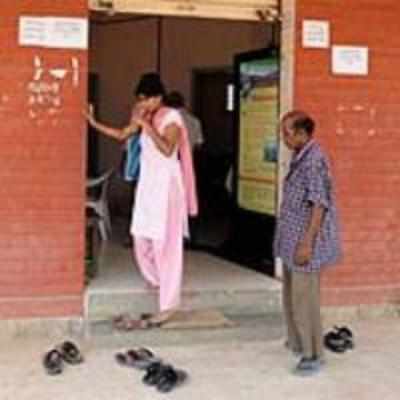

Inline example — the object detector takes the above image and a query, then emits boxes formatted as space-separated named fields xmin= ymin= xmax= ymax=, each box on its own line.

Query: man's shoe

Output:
xmin=293 ymin=357 xmax=324 ymax=377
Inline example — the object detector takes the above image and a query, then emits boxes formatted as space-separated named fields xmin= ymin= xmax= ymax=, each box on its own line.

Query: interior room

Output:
xmin=85 ymin=10 xmax=280 ymax=315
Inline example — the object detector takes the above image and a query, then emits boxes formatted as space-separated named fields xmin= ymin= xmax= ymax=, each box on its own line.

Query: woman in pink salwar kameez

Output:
xmin=85 ymin=73 xmax=198 ymax=326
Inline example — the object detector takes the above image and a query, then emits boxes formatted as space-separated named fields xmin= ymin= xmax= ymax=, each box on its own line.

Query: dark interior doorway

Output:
xmin=87 ymin=73 xmax=100 ymax=177
xmin=192 ymin=68 xmax=234 ymax=249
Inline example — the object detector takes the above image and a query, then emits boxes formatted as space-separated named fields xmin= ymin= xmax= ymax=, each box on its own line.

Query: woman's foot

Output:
xmin=145 ymin=282 xmax=159 ymax=291
xmin=148 ymin=310 xmax=177 ymax=325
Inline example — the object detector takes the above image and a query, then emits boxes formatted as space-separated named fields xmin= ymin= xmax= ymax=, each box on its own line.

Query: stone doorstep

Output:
xmin=85 ymin=286 xmax=283 ymax=322
xmin=1 ymin=302 xmax=400 ymax=341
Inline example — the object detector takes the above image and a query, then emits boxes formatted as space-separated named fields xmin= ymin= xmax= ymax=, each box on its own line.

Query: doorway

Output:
xmin=86 ymin=10 xmax=282 ymax=287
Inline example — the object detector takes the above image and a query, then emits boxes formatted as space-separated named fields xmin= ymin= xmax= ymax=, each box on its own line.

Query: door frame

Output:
xmin=87 ymin=0 xmax=296 ymax=277
xmin=89 ymin=0 xmax=279 ymax=22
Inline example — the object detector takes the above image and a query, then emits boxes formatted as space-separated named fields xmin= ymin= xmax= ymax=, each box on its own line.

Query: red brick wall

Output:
xmin=0 ymin=1 xmax=88 ymax=318
xmin=295 ymin=0 xmax=400 ymax=306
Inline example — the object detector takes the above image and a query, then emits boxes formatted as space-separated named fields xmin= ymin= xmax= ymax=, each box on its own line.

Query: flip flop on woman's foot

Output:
xmin=145 ymin=310 xmax=177 ymax=327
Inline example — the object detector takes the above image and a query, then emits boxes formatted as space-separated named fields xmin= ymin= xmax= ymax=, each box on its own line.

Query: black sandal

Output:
xmin=115 ymin=348 xmax=159 ymax=370
xmin=57 ymin=341 xmax=84 ymax=364
xmin=157 ymin=366 xmax=188 ymax=393
xmin=334 ymin=326 xmax=354 ymax=349
xmin=324 ymin=331 xmax=347 ymax=353
xmin=143 ymin=362 xmax=167 ymax=386
xmin=43 ymin=349 xmax=64 ymax=375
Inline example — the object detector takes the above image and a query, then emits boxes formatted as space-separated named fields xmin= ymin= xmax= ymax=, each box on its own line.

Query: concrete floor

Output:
xmin=2 ymin=317 xmax=400 ymax=400
xmin=89 ymin=241 xmax=274 ymax=293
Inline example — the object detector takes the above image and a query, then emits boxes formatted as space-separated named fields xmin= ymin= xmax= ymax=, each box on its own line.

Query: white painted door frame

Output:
xmin=89 ymin=0 xmax=279 ymax=21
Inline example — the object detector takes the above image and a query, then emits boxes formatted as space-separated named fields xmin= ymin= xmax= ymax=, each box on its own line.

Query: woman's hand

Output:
xmin=132 ymin=116 xmax=152 ymax=133
xmin=83 ymin=104 xmax=95 ymax=126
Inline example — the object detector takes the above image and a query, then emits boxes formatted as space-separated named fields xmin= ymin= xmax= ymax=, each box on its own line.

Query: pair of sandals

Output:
xmin=324 ymin=326 xmax=354 ymax=353
xmin=112 ymin=313 xmax=163 ymax=331
xmin=43 ymin=341 xmax=84 ymax=375
xmin=115 ymin=347 xmax=187 ymax=393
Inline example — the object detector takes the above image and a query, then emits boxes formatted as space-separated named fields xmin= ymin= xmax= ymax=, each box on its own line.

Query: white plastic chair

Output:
xmin=86 ymin=169 xmax=114 ymax=241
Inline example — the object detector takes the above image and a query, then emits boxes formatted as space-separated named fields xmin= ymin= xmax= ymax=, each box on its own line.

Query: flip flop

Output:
xmin=133 ymin=348 xmax=161 ymax=369
xmin=112 ymin=313 xmax=132 ymax=328
xmin=334 ymin=326 xmax=354 ymax=349
xmin=57 ymin=341 xmax=84 ymax=365
xmin=43 ymin=349 xmax=64 ymax=376
xmin=113 ymin=318 xmax=147 ymax=331
xmin=115 ymin=348 xmax=160 ymax=370
xmin=143 ymin=362 xmax=168 ymax=386
xmin=324 ymin=331 xmax=347 ymax=353
xmin=115 ymin=350 xmax=139 ymax=368
xmin=156 ymin=366 xmax=188 ymax=393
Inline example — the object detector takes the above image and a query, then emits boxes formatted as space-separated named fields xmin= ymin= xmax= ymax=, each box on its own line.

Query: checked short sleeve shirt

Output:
xmin=274 ymin=140 xmax=342 ymax=272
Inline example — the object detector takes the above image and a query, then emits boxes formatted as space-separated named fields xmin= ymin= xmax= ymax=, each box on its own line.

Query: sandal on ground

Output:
xmin=156 ymin=366 xmax=188 ymax=393
xmin=334 ymin=326 xmax=354 ymax=349
xmin=115 ymin=348 xmax=160 ymax=370
xmin=324 ymin=331 xmax=347 ymax=353
xmin=43 ymin=349 xmax=64 ymax=375
xmin=57 ymin=341 xmax=84 ymax=365
xmin=133 ymin=348 xmax=161 ymax=369
xmin=143 ymin=362 xmax=167 ymax=386
xmin=115 ymin=350 xmax=139 ymax=368
xmin=112 ymin=313 xmax=132 ymax=328
xmin=113 ymin=318 xmax=148 ymax=331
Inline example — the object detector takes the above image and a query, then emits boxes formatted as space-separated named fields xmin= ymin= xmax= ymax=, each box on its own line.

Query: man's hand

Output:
xmin=294 ymin=238 xmax=313 ymax=266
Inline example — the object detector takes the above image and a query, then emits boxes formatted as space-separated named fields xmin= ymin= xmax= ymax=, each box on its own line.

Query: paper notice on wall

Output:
xmin=332 ymin=46 xmax=369 ymax=76
xmin=302 ymin=20 xmax=330 ymax=48
xmin=19 ymin=17 xmax=88 ymax=49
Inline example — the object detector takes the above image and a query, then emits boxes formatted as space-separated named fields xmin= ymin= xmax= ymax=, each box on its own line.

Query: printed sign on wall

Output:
xmin=19 ymin=17 xmax=88 ymax=50
xmin=332 ymin=46 xmax=369 ymax=76
xmin=302 ymin=20 xmax=330 ymax=49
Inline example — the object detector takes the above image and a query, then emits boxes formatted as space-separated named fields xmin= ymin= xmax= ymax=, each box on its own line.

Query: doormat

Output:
xmin=162 ymin=309 xmax=236 ymax=330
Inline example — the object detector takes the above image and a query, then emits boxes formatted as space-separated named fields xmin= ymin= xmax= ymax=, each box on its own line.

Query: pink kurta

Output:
xmin=131 ymin=108 xmax=188 ymax=240
xmin=130 ymin=107 xmax=197 ymax=311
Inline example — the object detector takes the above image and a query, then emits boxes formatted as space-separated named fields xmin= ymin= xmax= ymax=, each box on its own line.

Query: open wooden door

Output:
xmin=89 ymin=0 xmax=278 ymax=21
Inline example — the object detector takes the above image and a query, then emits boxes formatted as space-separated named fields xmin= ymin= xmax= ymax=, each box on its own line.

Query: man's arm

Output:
xmin=294 ymin=205 xmax=325 ymax=266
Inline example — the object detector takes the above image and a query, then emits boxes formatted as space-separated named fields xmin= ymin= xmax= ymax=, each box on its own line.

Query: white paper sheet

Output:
xmin=302 ymin=20 xmax=330 ymax=49
xmin=332 ymin=46 xmax=369 ymax=76
xmin=19 ymin=16 xmax=88 ymax=50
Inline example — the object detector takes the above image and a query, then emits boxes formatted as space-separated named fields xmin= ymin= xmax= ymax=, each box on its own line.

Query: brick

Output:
xmin=297 ymin=0 xmax=400 ymax=305
xmin=0 ymin=0 xmax=88 ymax=318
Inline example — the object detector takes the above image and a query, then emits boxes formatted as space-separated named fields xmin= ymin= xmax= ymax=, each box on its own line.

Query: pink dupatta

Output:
xmin=153 ymin=107 xmax=198 ymax=217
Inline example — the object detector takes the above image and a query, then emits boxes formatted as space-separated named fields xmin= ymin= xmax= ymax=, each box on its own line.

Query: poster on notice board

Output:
xmin=234 ymin=48 xmax=279 ymax=216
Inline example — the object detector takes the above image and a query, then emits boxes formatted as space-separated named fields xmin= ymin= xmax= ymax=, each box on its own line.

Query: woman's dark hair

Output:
xmin=165 ymin=91 xmax=185 ymax=108
xmin=135 ymin=73 xmax=166 ymax=98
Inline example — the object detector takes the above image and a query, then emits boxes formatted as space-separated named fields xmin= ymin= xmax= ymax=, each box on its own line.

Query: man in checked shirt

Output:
xmin=274 ymin=110 xmax=342 ymax=376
